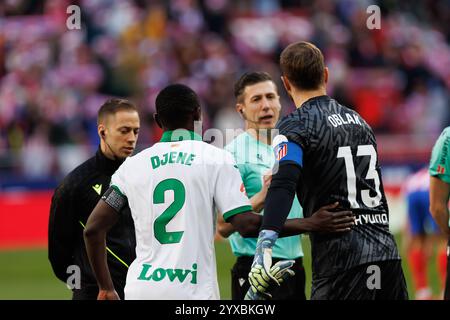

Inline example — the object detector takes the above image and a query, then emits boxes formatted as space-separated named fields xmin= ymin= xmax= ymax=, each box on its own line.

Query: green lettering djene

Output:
xmin=185 ymin=154 xmax=196 ymax=166
xmin=161 ymin=153 xmax=169 ymax=165
xmin=176 ymin=152 xmax=187 ymax=164
xmin=151 ymin=153 xmax=196 ymax=169
xmin=151 ymin=156 xmax=160 ymax=169
xmin=169 ymin=152 xmax=176 ymax=164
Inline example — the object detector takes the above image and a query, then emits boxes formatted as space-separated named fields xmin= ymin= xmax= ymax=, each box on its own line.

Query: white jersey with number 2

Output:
xmin=110 ymin=130 xmax=251 ymax=300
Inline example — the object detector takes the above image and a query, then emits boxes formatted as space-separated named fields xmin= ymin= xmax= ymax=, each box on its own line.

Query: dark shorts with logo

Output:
xmin=310 ymin=260 xmax=408 ymax=300
xmin=231 ymin=256 xmax=306 ymax=300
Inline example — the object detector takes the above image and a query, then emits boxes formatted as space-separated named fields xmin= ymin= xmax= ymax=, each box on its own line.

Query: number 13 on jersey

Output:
xmin=337 ymin=145 xmax=382 ymax=209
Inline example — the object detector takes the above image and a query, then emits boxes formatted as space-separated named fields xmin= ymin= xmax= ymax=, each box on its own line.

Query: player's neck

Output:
xmin=292 ymin=87 xmax=327 ymax=109
xmin=100 ymin=141 xmax=115 ymax=160
xmin=165 ymin=125 xmax=195 ymax=132
xmin=246 ymin=127 xmax=272 ymax=145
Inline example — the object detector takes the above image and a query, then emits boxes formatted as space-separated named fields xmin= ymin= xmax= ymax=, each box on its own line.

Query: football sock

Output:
xmin=409 ymin=248 xmax=427 ymax=291
xmin=437 ymin=248 xmax=447 ymax=290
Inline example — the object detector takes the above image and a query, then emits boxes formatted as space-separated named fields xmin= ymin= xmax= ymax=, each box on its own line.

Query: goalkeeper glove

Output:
xmin=245 ymin=259 xmax=296 ymax=300
xmin=270 ymin=259 xmax=296 ymax=284
xmin=244 ymin=230 xmax=278 ymax=300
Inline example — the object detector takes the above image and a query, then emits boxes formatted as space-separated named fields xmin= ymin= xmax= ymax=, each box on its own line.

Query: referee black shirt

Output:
xmin=48 ymin=147 xmax=136 ymax=299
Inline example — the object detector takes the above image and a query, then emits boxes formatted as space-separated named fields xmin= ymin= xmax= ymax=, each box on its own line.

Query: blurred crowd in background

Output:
xmin=0 ymin=0 xmax=449 ymax=185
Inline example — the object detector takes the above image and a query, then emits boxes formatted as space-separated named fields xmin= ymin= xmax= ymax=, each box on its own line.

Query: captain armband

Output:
xmin=102 ymin=186 xmax=127 ymax=213
xmin=272 ymin=134 xmax=304 ymax=167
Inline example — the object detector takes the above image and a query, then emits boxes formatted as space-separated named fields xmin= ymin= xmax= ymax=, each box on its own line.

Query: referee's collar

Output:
xmin=160 ymin=130 xmax=202 ymax=142
xmin=96 ymin=147 xmax=124 ymax=175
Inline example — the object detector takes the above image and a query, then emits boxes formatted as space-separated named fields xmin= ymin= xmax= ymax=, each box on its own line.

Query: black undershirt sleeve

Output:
xmin=261 ymin=162 xmax=301 ymax=233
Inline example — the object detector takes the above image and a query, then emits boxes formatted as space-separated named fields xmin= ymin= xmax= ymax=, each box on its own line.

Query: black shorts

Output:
xmin=231 ymin=256 xmax=306 ymax=300
xmin=311 ymin=260 xmax=408 ymax=300
xmin=445 ymin=240 xmax=450 ymax=300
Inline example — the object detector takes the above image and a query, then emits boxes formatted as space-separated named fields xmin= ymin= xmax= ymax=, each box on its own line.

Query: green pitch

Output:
xmin=0 ymin=235 xmax=439 ymax=299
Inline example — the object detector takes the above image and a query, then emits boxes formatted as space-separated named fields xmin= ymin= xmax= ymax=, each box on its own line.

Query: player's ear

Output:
xmin=324 ymin=67 xmax=329 ymax=85
xmin=193 ymin=107 xmax=201 ymax=121
xmin=98 ymin=124 xmax=106 ymax=139
xmin=153 ymin=113 xmax=162 ymax=129
xmin=236 ymin=103 xmax=244 ymax=115
xmin=281 ymin=76 xmax=291 ymax=96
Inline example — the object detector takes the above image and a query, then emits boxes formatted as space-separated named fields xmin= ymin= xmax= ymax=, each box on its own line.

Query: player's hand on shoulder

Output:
xmin=97 ymin=289 xmax=120 ymax=300
xmin=309 ymin=202 xmax=355 ymax=233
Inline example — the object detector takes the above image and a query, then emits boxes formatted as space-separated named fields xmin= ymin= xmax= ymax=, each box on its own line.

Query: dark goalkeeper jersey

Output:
xmin=277 ymin=95 xmax=400 ymax=278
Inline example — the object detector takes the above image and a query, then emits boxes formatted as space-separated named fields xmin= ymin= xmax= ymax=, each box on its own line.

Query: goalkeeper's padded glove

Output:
xmin=244 ymin=230 xmax=278 ymax=300
xmin=270 ymin=260 xmax=296 ymax=284
xmin=244 ymin=260 xmax=296 ymax=300
xmin=245 ymin=264 xmax=273 ymax=300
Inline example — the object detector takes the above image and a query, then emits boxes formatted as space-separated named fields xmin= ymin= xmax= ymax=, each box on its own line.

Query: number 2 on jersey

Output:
xmin=153 ymin=179 xmax=185 ymax=244
xmin=337 ymin=145 xmax=382 ymax=209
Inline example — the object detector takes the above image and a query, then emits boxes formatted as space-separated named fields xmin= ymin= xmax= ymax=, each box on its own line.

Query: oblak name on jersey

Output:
xmin=327 ymin=112 xmax=362 ymax=128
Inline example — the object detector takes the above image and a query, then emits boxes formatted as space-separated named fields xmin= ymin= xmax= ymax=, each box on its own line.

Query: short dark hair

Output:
xmin=280 ymin=41 xmax=325 ymax=90
xmin=155 ymin=84 xmax=200 ymax=129
xmin=97 ymin=98 xmax=138 ymax=125
xmin=234 ymin=72 xmax=275 ymax=102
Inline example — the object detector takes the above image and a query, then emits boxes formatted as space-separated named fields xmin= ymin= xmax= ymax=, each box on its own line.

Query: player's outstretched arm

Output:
xmin=217 ymin=173 xmax=273 ymax=238
xmin=429 ymin=176 xmax=450 ymax=236
xmin=227 ymin=211 xmax=261 ymax=237
xmin=84 ymin=199 xmax=120 ymax=300
xmin=281 ymin=202 xmax=355 ymax=236
xmin=227 ymin=202 xmax=354 ymax=238
xmin=216 ymin=213 xmax=235 ymax=238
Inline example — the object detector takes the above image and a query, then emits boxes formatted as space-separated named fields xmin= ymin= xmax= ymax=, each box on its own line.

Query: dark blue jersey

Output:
xmin=277 ymin=95 xmax=400 ymax=278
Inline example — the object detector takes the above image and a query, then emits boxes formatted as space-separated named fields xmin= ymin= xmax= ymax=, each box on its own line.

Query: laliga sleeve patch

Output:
xmin=272 ymin=135 xmax=303 ymax=166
